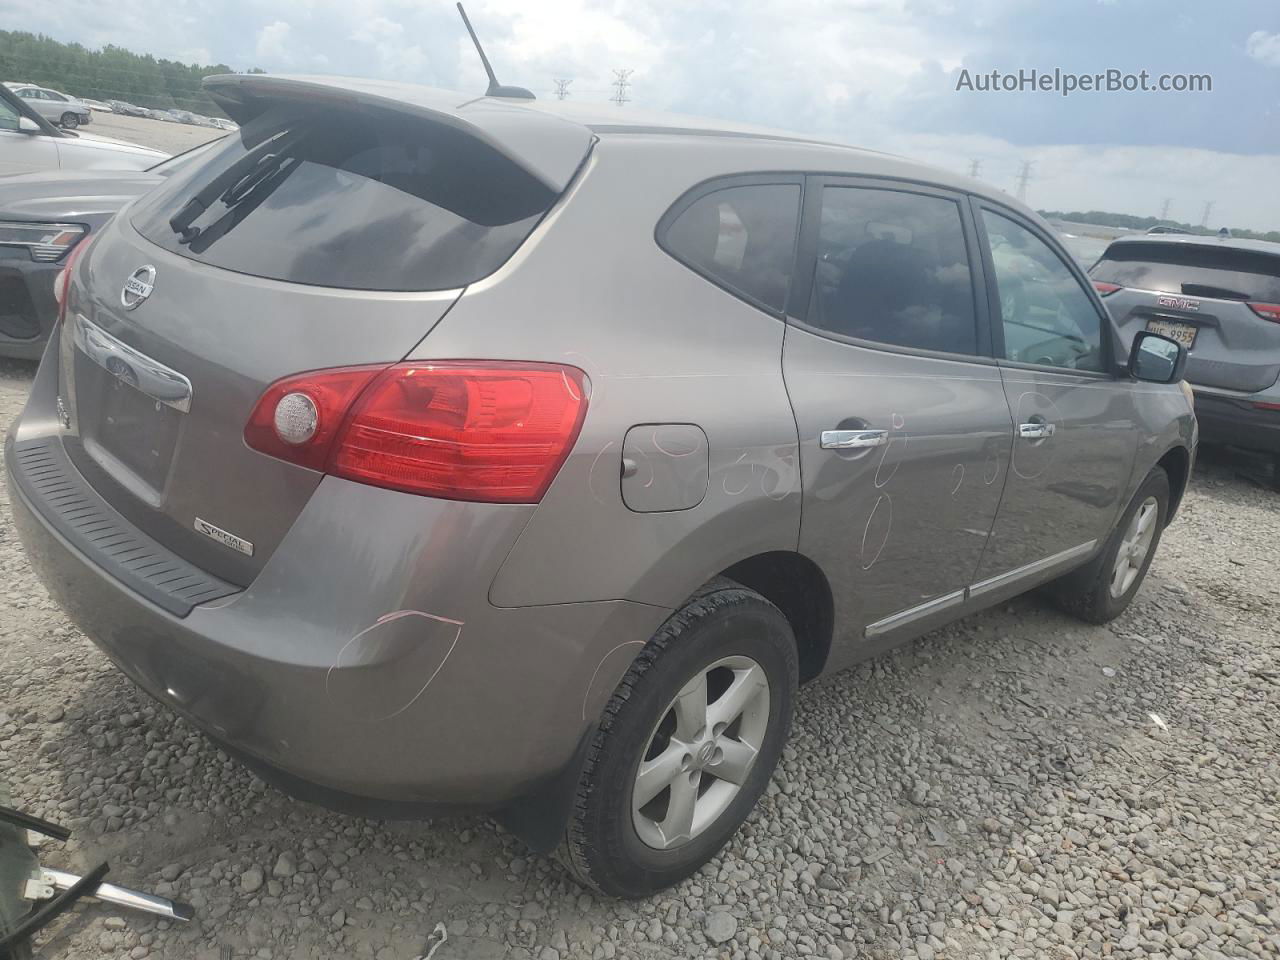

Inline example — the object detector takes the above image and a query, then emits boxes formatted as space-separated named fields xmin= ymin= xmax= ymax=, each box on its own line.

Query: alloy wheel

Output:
xmin=1110 ymin=496 xmax=1158 ymax=598
xmin=631 ymin=655 xmax=771 ymax=850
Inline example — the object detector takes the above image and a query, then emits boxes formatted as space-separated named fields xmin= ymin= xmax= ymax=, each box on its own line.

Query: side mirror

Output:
xmin=1129 ymin=330 xmax=1186 ymax=384
xmin=18 ymin=116 xmax=41 ymax=134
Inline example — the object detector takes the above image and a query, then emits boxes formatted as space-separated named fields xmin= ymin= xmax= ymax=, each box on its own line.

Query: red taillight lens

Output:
xmin=1248 ymin=302 xmax=1280 ymax=323
xmin=245 ymin=361 xmax=589 ymax=503
xmin=1254 ymin=401 xmax=1280 ymax=412
xmin=1092 ymin=281 xmax=1122 ymax=297
xmin=53 ymin=233 xmax=94 ymax=323
xmin=244 ymin=366 xmax=386 ymax=471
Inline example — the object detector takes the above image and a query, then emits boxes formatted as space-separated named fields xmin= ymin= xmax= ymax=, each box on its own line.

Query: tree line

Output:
xmin=1040 ymin=209 xmax=1279 ymax=245
xmin=0 ymin=30 xmax=264 ymax=118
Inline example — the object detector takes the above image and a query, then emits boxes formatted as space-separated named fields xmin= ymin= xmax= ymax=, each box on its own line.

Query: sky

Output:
xmin=4 ymin=0 xmax=1279 ymax=230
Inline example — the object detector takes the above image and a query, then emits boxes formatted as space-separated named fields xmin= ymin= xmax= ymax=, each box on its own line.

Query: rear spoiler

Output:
xmin=203 ymin=74 xmax=593 ymax=192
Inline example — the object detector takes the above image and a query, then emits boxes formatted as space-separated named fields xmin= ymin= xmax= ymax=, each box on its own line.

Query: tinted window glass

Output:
xmin=131 ymin=105 xmax=558 ymax=291
xmin=983 ymin=210 xmax=1104 ymax=372
xmin=1091 ymin=241 xmax=1280 ymax=303
xmin=809 ymin=187 xmax=978 ymax=354
xmin=662 ymin=183 xmax=800 ymax=313
xmin=0 ymin=99 xmax=18 ymax=131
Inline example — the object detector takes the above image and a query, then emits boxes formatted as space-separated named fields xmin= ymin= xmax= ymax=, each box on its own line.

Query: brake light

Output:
xmin=1093 ymin=281 xmax=1122 ymax=297
xmin=1247 ymin=302 xmax=1280 ymax=323
xmin=53 ymin=232 xmax=94 ymax=323
xmin=245 ymin=361 xmax=589 ymax=503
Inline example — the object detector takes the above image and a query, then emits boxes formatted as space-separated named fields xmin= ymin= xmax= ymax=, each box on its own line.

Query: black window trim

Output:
xmin=786 ymin=174 xmax=998 ymax=366
xmin=654 ymin=172 xmax=806 ymax=320
xmin=970 ymin=197 xmax=1118 ymax=380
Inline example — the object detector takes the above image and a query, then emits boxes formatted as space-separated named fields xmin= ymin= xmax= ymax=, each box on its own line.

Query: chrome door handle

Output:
xmin=73 ymin=313 xmax=192 ymax=413
xmin=821 ymin=429 xmax=888 ymax=450
xmin=1018 ymin=422 xmax=1056 ymax=440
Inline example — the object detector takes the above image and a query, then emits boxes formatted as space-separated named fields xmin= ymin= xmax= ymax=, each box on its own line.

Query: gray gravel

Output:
xmin=0 ymin=355 xmax=1277 ymax=960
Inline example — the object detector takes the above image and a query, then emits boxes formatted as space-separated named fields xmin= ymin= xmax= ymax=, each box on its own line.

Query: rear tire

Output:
xmin=59 ymin=112 xmax=79 ymax=129
xmin=1049 ymin=466 xmax=1170 ymax=624
xmin=558 ymin=579 xmax=797 ymax=898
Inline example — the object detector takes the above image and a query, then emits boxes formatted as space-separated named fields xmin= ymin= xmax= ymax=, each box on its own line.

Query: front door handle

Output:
xmin=821 ymin=429 xmax=888 ymax=450
xmin=1018 ymin=422 xmax=1056 ymax=440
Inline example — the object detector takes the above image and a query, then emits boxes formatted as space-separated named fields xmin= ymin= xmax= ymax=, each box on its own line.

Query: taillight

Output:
xmin=1247 ymin=302 xmax=1280 ymax=323
xmin=53 ymin=232 xmax=94 ymax=323
xmin=1254 ymin=401 xmax=1280 ymax=412
xmin=245 ymin=361 xmax=589 ymax=503
xmin=1092 ymin=281 xmax=1122 ymax=297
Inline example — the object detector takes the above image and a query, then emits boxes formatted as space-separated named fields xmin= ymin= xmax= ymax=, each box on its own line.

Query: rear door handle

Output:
xmin=821 ymin=429 xmax=888 ymax=450
xmin=1018 ymin=422 xmax=1056 ymax=440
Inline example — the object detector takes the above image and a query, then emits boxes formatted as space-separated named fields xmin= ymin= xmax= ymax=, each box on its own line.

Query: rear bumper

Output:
xmin=1192 ymin=390 xmax=1280 ymax=454
xmin=6 ymin=419 xmax=668 ymax=812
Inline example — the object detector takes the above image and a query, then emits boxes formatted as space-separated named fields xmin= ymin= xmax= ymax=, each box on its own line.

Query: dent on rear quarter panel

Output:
xmin=405 ymin=136 xmax=805 ymax=610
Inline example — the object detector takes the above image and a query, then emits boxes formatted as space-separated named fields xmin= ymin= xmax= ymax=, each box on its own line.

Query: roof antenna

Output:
xmin=456 ymin=3 xmax=535 ymax=100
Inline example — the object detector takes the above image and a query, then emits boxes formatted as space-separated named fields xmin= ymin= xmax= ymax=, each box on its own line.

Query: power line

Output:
xmin=610 ymin=68 xmax=632 ymax=106
xmin=552 ymin=78 xmax=572 ymax=100
xmin=967 ymin=159 xmax=981 ymax=179
xmin=1014 ymin=160 xmax=1033 ymax=204
xmin=1159 ymin=198 xmax=1172 ymax=221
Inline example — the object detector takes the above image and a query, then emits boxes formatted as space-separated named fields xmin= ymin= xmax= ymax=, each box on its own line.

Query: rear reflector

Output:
xmin=245 ymin=362 xmax=589 ymax=503
xmin=1248 ymin=302 xmax=1280 ymax=323
xmin=1092 ymin=281 xmax=1122 ymax=297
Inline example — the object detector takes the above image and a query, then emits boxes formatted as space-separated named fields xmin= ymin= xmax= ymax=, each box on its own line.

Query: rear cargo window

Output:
xmin=1091 ymin=242 xmax=1280 ymax=303
xmin=131 ymin=105 xmax=558 ymax=291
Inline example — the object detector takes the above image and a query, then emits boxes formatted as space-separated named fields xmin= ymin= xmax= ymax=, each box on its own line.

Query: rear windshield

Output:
xmin=1091 ymin=241 xmax=1280 ymax=303
xmin=131 ymin=105 xmax=558 ymax=291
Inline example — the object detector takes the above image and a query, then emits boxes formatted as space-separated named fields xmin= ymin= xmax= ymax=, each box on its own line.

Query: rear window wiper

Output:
xmin=168 ymin=128 xmax=304 ymax=242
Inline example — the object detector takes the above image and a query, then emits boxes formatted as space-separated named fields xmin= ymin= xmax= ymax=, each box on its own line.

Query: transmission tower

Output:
xmin=967 ymin=159 xmax=982 ymax=178
xmin=1014 ymin=161 xmax=1033 ymax=204
xmin=553 ymin=78 xmax=572 ymax=100
xmin=611 ymin=69 xmax=633 ymax=106
xmin=1199 ymin=201 xmax=1215 ymax=227
xmin=1159 ymin=198 xmax=1172 ymax=221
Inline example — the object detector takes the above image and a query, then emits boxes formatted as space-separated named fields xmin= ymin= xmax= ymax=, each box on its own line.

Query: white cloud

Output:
xmin=1246 ymin=30 xmax=1280 ymax=67
xmin=256 ymin=21 xmax=293 ymax=64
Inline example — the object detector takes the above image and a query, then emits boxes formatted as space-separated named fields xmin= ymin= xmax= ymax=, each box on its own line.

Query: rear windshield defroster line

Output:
xmin=131 ymin=103 xmax=558 ymax=292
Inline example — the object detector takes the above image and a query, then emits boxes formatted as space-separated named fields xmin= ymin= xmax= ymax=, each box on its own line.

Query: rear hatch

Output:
xmin=1092 ymin=239 xmax=1280 ymax=393
xmin=58 ymin=79 xmax=590 ymax=587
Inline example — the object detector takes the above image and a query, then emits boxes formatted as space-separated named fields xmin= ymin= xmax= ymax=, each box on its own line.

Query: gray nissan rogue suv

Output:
xmin=5 ymin=74 xmax=1196 ymax=898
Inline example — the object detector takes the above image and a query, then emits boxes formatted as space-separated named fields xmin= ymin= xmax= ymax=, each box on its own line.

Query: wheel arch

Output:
xmin=718 ymin=550 xmax=834 ymax=684
xmin=1156 ymin=444 xmax=1191 ymax=524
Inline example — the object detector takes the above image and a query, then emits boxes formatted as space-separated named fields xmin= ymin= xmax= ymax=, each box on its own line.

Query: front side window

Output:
xmin=809 ymin=186 xmax=979 ymax=355
xmin=982 ymin=210 xmax=1105 ymax=372
xmin=0 ymin=99 xmax=18 ymax=131
xmin=661 ymin=182 xmax=801 ymax=314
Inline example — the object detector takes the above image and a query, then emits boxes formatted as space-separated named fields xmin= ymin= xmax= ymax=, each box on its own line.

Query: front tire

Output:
xmin=559 ymin=580 xmax=797 ymax=898
xmin=59 ymin=112 xmax=79 ymax=129
xmin=1050 ymin=466 xmax=1170 ymax=623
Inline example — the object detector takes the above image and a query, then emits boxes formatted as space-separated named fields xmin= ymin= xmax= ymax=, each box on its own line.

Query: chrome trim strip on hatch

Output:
xmin=864 ymin=589 xmax=965 ymax=638
xmin=72 ymin=314 xmax=192 ymax=413
xmin=968 ymin=539 xmax=1098 ymax=600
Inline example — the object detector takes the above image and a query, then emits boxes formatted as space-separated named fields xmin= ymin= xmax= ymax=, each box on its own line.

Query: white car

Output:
xmin=0 ymin=85 xmax=167 ymax=177
xmin=4 ymin=82 xmax=92 ymax=129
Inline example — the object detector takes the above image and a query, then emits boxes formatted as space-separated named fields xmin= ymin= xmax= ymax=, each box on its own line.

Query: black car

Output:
xmin=0 ymin=142 xmax=218 ymax=358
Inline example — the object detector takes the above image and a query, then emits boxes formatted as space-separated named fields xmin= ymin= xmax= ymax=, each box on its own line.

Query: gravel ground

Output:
xmin=0 ymin=355 xmax=1277 ymax=960
xmin=79 ymin=112 xmax=225 ymax=157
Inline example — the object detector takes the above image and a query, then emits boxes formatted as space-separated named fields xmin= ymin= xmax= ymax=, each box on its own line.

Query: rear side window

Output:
xmin=808 ymin=186 xmax=979 ymax=355
xmin=660 ymin=182 xmax=801 ymax=314
xmin=131 ymin=105 xmax=558 ymax=291
xmin=1091 ymin=242 xmax=1280 ymax=303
